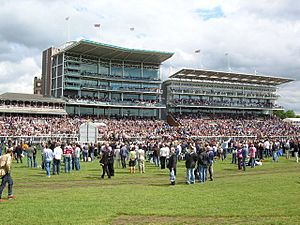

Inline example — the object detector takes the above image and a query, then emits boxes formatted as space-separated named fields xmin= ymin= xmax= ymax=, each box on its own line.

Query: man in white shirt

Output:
xmin=160 ymin=144 xmax=170 ymax=169
xmin=264 ymin=140 xmax=270 ymax=158
xmin=74 ymin=144 xmax=81 ymax=171
xmin=137 ymin=146 xmax=145 ymax=173
xmin=43 ymin=144 xmax=53 ymax=177
xmin=53 ymin=142 xmax=63 ymax=175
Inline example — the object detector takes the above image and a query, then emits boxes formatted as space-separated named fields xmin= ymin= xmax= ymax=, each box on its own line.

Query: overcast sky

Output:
xmin=0 ymin=0 xmax=299 ymax=112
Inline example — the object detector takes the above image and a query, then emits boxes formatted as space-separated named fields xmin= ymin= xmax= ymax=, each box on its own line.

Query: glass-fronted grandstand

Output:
xmin=49 ymin=40 xmax=174 ymax=118
xmin=162 ymin=69 xmax=293 ymax=116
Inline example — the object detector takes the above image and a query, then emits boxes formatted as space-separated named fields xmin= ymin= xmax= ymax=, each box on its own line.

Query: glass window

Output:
xmin=143 ymin=95 xmax=157 ymax=100
xmin=81 ymin=63 xmax=97 ymax=73
xmin=58 ymin=66 xmax=63 ymax=76
xmin=110 ymin=108 xmax=120 ymax=116
xmin=110 ymin=82 xmax=122 ymax=90
xmin=124 ymin=108 xmax=139 ymax=116
xmin=141 ymin=109 xmax=156 ymax=117
xmin=111 ymin=63 xmax=123 ymax=76
xmin=111 ymin=93 xmax=121 ymax=100
xmin=81 ymin=91 xmax=96 ymax=98
xmin=80 ymin=107 xmax=94 ymax=115
xmin=143 ymin=66 xmax=159 ymax=80
xmin=123 ymin=94 xmax=140 ymax=100
xmin=99 ymin=62 xmax=109 ymax=75
xmin=124 ymin=64 xmax=141 ymax=78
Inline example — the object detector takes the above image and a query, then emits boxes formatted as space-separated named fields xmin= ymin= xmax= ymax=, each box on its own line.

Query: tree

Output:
xmin=285 ymin=110 xmax=296 ymax=118
xmin=273 ymin=109 xmax=297 ymax=119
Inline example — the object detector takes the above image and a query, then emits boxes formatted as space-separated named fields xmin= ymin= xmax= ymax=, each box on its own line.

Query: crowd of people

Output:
xmin=172 ymin=98 xmax=279 ymax=108
xmin=0 ymin=135 xmax=298 ymax=188
xmin=1 ymin=114 xmax=300 ymax=140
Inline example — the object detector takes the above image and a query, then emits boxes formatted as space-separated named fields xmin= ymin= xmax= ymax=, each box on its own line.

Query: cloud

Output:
xmin=0 ymin=0 xmax=299 ymax=113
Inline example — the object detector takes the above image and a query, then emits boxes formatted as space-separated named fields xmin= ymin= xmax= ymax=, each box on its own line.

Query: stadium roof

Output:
xmin=59 ymin=39 xmax=174 ymax=64
xmin=0 ymin=93 xmax=65 ymax=103
xmin=169 ymin=69 xmax=293 ymax=86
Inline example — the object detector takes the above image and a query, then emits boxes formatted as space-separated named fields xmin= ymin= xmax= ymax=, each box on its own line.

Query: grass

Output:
xmin=1 ymin=154 xmax=300 ymax=225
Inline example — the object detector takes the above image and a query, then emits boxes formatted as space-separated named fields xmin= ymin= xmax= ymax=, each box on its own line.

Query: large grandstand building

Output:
xmin=162 ymin=69 xmax=293 ymax=116
xmin=44 ymin=40 xmax=173 ymax=118
xmin=38 ymin=39 xmax=294 ymax=119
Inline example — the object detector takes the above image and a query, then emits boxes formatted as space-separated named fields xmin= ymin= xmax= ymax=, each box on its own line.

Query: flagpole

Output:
xmin=65 ymin=17 xmax=70 ymax=42
xmin=195 ymin=49 xmax=203 ymax=69
xmin=225 ymin=53 xmax=231 ymax=71
xmin=94 ymin=24 xmax=101 ymax=41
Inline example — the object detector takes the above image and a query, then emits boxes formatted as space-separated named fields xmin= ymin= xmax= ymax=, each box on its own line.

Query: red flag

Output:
xmin=94 ymin=24 xmax=101 ymax=28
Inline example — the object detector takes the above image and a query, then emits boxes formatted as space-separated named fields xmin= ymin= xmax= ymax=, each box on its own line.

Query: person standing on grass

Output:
xmin=128 ymin=146 xmax=137 ymax=174
xmin=82 ymin=143 xmax=89 ymax=162
xmin=63 ymin=143 xmax=73 ymax=173
xmin=237 ymin=143 xmax=243 ymax=170
xmin=43 ymin=144 xmax=53 ymax=177
xmin=185 ymin=145 xmax=198 ymax=184
xmin=272 ymin=140 xmax=280 ymax=163
xmin=207 ymin=145 xmax=215 ymax=181
xmin=53 ymin=142 xmax=63 ymax=175
xmin=198 ymin=147 xmax=209 ymax=183
xmin=114 ymin=143 xmax=121 ymax=168
xmin=27 ymin=144 xmax=34 ymax=168
xmin=248 ymin=143 xmax=257 ymax=168
xmin=0 ymin=147 xmax=16 ymax=202
xmin=168 ymin=147 xmax=177 ymax=185
xmin=33 ymin=145 xmax=37 ymax=168
xmin=15 ymin=144 xmax=23 ymax=164
xmin=99 ymin=143 xmax=111 ymax=179
xmin=160 ymin=143 xmax=169 ymax=170
xmin=293 ymin=139 xmax=299 ymax=163
xmin=120 ymin=143 xmax=129 ymax=169
xmin=74 ymin=144 xmax=81 ymax=171
xmin=137 ymin=145 xmax=145 ymax=174
xmin=107 ymin=144 xmax=115 ymax=177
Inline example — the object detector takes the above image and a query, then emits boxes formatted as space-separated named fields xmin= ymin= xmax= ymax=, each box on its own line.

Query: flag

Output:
xmin=65 ymin=16 xmax=70 ymax=21
xmin=130 ymin=27 xmax=134 ymax=31
xmin=195 ymin=49 xmax=201 ymax=53
xmin=94 ymin=24 xmax=101 ymax=28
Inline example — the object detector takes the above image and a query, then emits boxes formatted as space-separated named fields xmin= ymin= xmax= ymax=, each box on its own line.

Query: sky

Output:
xmin=0 ymin=0 xmax=299 ymax=112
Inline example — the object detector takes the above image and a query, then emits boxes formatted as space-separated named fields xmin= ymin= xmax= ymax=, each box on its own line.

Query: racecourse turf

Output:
xmin=1 ymin=154 xmax=299 ymax=225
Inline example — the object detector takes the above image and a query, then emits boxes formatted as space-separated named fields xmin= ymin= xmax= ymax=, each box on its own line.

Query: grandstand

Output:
xmin=162 ymin=68 xmax=293 ymax=116
xmin=46 ymin=39 xmax=174 ymax=119
xmin=0 ymin=92 xmax=66 ymax=116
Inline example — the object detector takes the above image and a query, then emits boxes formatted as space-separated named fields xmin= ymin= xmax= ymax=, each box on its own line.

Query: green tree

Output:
xmin=285 ymin=110 xmax=296 ymax=118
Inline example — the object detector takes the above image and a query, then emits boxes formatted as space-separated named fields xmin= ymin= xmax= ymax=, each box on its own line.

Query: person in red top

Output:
xmin=64 ymin=143 xmax=74 ymax=173
xmin=248 ymin=143 xmax=257 ymax=168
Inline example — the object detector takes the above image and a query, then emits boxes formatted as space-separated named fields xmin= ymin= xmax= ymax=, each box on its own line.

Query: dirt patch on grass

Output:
xmin=111 ymin=215 xmax=299 ymax=225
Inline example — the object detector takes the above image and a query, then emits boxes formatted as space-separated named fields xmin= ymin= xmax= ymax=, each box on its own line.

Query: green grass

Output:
xmin=1 ymin=154 xmax=300 ymax=225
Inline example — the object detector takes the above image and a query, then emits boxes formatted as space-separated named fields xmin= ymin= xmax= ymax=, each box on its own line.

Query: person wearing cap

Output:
xmin=0 ymin=147 xmax=16 ymax=201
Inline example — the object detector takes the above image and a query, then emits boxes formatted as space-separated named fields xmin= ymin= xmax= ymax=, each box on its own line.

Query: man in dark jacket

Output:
xmin=198 ymin=148 xmax=209 ymax=183
xmin=185 ymin=145 xmax=198 ymax=184
xmin=99 ymin=143 xmax=111 ymax=179
xmin=168 ymin=147 xmax=177 ymax=185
